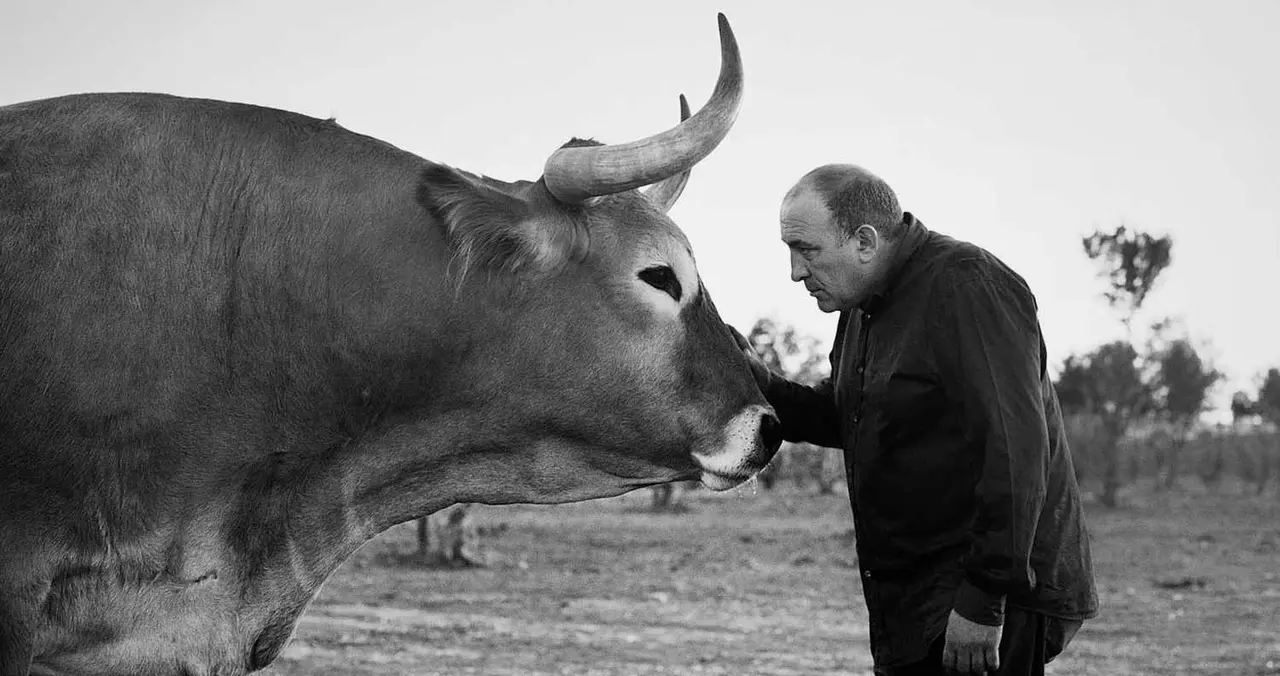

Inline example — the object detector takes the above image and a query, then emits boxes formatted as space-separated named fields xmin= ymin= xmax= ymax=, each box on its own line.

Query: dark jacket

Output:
xmin=760 ymin=214 xmax=1098 ymax=667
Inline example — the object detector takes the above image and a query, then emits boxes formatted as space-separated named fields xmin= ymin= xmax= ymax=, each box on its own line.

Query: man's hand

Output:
xmin=942 ymin=609 xmax=1002 ymax=674
xmin=727 ymin=325 xmax=771 ymax=390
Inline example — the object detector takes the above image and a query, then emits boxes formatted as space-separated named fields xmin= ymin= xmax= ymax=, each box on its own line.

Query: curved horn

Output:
xmin=642 ymin=94 xmax=693 ymax=213
xmin=542 ymin=13 xmax=744 ymax=204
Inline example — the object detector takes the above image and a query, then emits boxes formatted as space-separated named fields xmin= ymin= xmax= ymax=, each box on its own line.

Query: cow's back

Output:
xmin=0 ymin=92 xmax=449 ymax=559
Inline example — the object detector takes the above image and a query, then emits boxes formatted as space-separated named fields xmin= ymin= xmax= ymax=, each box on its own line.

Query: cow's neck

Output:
xmin=224 ymin=407 xmax=518 ymax=668
xmin=213 ymin=298 xmax=575 ymax=667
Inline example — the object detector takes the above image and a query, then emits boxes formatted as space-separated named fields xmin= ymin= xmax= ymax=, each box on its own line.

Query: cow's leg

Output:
xmin=0 ymin=592 xmax=36 ymax=676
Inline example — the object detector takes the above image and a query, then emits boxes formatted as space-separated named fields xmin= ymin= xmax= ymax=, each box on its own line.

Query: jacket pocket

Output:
xmin=876 ymin=371 xmax=947 ymax=448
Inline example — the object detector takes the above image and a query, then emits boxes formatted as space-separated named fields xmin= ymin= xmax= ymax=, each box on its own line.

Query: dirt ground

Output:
xmin=262 ymin=483 xmax=1280 ymax=676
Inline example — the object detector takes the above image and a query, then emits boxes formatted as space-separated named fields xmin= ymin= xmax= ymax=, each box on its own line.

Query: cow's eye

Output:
xmin=638 ymin=265 xmax=682 ymax=302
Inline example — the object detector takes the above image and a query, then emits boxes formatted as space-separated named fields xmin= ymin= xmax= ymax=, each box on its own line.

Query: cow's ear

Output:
xmin=418 ymin=163 xmax=582 ymax=278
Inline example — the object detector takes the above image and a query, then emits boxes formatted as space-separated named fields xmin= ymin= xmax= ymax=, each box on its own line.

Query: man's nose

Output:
xmin=789 ymin=253 xmax=807 ymax=282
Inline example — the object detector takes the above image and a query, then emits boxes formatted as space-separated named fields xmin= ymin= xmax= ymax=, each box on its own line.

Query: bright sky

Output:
xmin=4 ymin=0 xmax=1277 ymax=420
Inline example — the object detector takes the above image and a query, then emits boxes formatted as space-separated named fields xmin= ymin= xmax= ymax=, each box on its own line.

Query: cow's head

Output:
xmin=414 ymin=14 xmax=780 ymax=503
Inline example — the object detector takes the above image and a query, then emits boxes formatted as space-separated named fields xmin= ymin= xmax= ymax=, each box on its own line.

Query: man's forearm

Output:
xmin=761 ymin=372 xmax=841 ymax=449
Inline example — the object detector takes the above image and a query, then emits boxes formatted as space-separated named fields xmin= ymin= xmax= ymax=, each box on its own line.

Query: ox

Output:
xmin=0 ymin=14 xmax=779 ymax=676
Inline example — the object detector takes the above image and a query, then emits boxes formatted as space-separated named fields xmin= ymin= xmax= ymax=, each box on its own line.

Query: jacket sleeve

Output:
xmin=935 ymin=272 xmax=1049 ymax=626
xmin=756 ymin=311 xmax=848 ymax=449
xmin=760 ymin=372 xmax=841 ymax=448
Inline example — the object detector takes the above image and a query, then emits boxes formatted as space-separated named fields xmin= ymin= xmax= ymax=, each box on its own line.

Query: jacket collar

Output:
xmin=859 ymin=212 xmax=929 ymax=314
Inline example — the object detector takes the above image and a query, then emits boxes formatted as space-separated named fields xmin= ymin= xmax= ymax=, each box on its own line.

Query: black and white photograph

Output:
xmin=2 ymin=1 xmax=1276 ymax=674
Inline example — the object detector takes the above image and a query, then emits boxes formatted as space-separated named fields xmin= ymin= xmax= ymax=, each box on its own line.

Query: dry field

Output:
xmin=264 ymin=484 xmax=1280 ymax=675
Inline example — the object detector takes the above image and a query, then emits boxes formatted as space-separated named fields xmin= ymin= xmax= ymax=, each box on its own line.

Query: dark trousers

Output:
xmin=874 ymin=607 xmax=1081 ymax=676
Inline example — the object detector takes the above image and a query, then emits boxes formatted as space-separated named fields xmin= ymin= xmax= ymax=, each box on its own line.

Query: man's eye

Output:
xmin=638 ymin=265 xmax=682 ymax=302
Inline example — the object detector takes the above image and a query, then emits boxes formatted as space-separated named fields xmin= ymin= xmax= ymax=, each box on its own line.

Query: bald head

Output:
xmin=779 ymin=164 xmax=906 ymax=313
xmin=785 ymin=164 xmax=903 ymax=241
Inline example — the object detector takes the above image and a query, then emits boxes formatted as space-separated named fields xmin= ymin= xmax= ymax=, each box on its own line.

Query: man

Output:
xmin=736 ymin=164 xmax=1098 ymax=675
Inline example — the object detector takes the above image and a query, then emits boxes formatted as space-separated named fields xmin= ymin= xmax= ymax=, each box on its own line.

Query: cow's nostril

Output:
xmin=759 ymin=413 xmax=783 ymax=454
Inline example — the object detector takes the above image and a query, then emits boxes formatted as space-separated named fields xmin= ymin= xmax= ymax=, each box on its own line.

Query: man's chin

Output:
xmin=814 ymin=297 xmax=841 ymax=313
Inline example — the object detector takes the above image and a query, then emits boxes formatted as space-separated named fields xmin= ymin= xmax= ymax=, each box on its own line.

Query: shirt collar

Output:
xmin=859 ymin=212 xmax=929 ymax=314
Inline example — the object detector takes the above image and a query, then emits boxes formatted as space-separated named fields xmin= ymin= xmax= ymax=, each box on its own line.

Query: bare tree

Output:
xmin=1081 ymin=225 xmax=1172 ymax=335
xmin=1073 ymin=225 xmax=1172 ymax=507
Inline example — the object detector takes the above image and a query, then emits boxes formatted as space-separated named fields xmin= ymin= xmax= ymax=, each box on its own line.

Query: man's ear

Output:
xmin=852 ymin=224 xmax=880 ymax=257
xmin=417 ymin=163 xmax=582 ymax=279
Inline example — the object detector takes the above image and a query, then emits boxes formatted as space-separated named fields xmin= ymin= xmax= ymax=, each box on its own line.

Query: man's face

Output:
xmin=779 ymin=187 xmax=879 ymax=313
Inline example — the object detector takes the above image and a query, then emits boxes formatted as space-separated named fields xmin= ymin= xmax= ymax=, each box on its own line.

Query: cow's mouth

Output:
xmin=698 ymin=469 xmax=756 ymax=491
